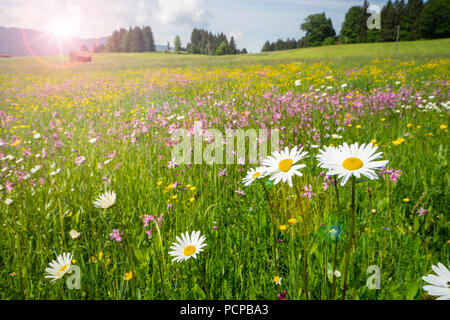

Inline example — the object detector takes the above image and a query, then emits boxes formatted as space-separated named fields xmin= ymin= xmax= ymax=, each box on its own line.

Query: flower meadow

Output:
xmin=0 ymin=54 xmax=449 ymax=300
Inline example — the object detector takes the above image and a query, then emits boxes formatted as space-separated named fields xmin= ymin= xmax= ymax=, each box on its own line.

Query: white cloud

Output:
xmin=227 ymin=30 xmax=242 ymax=41
xmin=156 ymin=0 xmax=213 ymax=27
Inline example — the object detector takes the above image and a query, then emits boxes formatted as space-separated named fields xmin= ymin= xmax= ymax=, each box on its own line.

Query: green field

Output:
xmin=0 ymin=39 xmax=449 ymax=300
xmin=2 ymin=38 xmax=450 ymax=72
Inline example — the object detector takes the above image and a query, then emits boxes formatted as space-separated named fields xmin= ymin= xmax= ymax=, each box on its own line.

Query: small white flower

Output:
xmin=262 ymin=146 xmax=308 ymax=188
xmin=294 ymin=80 xmax=301 ymax=86
xmin=422 ymin=263 xmax=450 ymax=300
xmin=33 ymin=132 xmax=41 ymax=139
xmin=69 ymin=229 xmax=81 ymax=240
xmin=331 ymin=134 xmax=342 ymax=139
xmin=4 ymin=198 xmax=13 ymax=205
xmin=341 ymin=83 xmax=348 ymax=88
xmin=316 ymin=142 xmax=388 ymax=186
xmin=242 ymin=167 xmax=266 ymax=186
xmin=169 ymin=231 xmax=207 ymax=262
xmin=93 ymin=190 xmax=116 ymax=209
xmin=45 ymin=252 xmax=73 ymax=282
xmin=49 ymin=168 xmax=60 ymax=176
xmin=89 ymin=138 xmax=97 ymax=144
xmin=30 ymin=165 xmax=41 ymax=174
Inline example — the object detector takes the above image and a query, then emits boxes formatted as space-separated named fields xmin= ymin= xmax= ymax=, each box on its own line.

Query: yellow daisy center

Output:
xmin=57 ymin=264 xmax=67 ymax=276
xmin=342 ymin=157 xmax=363 ymax=171
xmin=274 ymin=276 xmax=280 ymax=282
xmin=252 ymin=171 xmax=261 ymax=179
xmin=184 ymin=245 xmax=196 ymax=256
xmin=278 ymin=159 xmax=293 ymax=172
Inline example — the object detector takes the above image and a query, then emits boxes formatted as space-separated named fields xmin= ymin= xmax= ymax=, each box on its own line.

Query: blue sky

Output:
xmin=0 ymin=0 xmax=392 ymax=52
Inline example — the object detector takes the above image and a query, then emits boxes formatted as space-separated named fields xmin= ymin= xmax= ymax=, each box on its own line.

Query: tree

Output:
xmin=174 ymin=35 xmax=181 ymax=53
xmin=98 ymin=44 xmax=105 ymax=52
xmin=400 ymin=0 xmax=424 ymax=40
xmin=419 ymin=0 xmax=450 ymax=39
xmin=300 ymin=13 xmax=336 ymax=47
xmin=130 ymin=26 xmax=144 ymax=52
xmin=118 ymin=28 xmax=128 ymax=52
xmin=379 ymin=0 xmax=405 ymax=42
xmin=228 ymin=36 xmax=237 ymax=54
xmin=261 ymin=40 xmax=272 ymax=52
xmin=142 ymin=26 xmax=155 ymax=52
xmin=121 ymin=27 xmax=132 ymax=52
xmin=216 ymin=41 xmax=228 ymax=55
xmin=340 ymin=6 xmax=362 ymax=43
xmin=105 ymin=30 xmax=120 ymax=52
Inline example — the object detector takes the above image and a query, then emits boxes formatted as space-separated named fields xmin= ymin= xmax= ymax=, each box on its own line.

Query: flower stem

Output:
xmin=294 ymin=183 xmax=309 ymax=300
xmin=331 ymin=178 xmax=341 ymax=300
xmin=258 ymin=179 xmax=278 ymax=274
xmin=341 ymin=176 xmax=356 ymax=300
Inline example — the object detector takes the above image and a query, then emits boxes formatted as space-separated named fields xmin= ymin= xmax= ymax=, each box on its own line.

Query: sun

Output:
xmin=49 ymin=18 xmax=73 ymax=38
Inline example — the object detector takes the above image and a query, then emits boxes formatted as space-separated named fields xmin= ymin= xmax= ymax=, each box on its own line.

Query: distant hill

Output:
xmin=0 ymin=26 xmax=167 ymax=57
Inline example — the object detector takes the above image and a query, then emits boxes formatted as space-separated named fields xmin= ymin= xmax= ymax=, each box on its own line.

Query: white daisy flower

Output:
xmin=262 ymin=146 xmax=308 ymax=187
xmin=4 ymin=198 xmax=13 ymax=206
xmin=274 ymin=276 xmax=282 ymax=285
xmin=294 ymin=80 xmax=301 ymax=86
xmin=45 ymin=252 xmax=73 ymax=282
xmin=422 ymin=263 xmax=450 ymax=300
xmin=33 ymin=132 xmax=41 ymax=139
xmin=169 ymin=231 xmax=207 ymax=262
xmin=316 ymin=142 xmax=388 ymax=186
xmin=242 ymin=167 xmax=266 ymax=186
xmin=93 ymin=190 xmax=116 ymax=209
xmin=89 ymin=138 xmax=97 ymax=144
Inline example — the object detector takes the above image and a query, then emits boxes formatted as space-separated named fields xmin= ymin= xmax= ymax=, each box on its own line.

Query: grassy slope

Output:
xmin=1 ymin=38 xmax=449 ymax=73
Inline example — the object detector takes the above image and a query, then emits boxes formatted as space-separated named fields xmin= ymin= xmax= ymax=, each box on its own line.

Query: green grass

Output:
xmin=1 ymin=38 xmax=449 ymax=72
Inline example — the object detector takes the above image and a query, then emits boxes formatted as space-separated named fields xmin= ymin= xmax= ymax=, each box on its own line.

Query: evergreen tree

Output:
xmin=174 ymin=35 xmax=181 ymax=53
xmin=400 ymin=0 xmax=424 ymax=40
xmin=130 ymin=26 xmax=144 ymax=52
xmin=229 ymin=36 xmax=237 ymax=54
xmin=121 ymin=27 xmax=132 ymax=52
xmin=105 ymin=30 xmax=121 ymax=52
xmin=340 ymin=6 xmax=363 ymax=43
xmin=216 ymin=41 xmax=228 ymax=55
xmin=142 ymin=26 xmax=156 ymax=52
xmin=118 ymin=28 xmax=128 ymax=52
xmin=379 ymin=1 xmax=397 ymax=41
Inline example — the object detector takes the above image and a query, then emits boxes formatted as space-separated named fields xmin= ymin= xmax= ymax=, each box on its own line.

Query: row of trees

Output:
xmin=262 ymin=38 xmax=308 ymax=52
xmin=261 ymin=0 xmax=450 ymax=51
xmin=105 ymin=26 xmax=156 ymax=52
xmin=80 ymin=43 xmax=105 ymax=53
xmin=186 ymin=29 xmax=247 ymax=55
